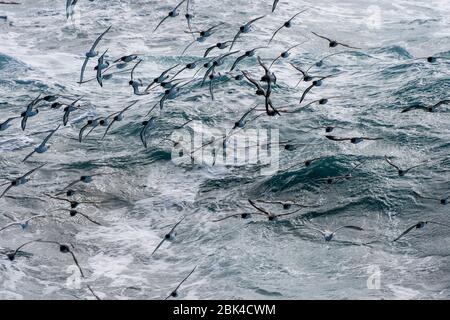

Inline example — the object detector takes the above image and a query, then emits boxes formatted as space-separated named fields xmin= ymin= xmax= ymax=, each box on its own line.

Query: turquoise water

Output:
xmin=0 ymin=0 xmax=449 ymax=299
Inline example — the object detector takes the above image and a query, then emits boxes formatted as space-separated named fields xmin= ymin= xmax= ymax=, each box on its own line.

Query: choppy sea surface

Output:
xmin=0 ymin=0 xmax=450 ymax=300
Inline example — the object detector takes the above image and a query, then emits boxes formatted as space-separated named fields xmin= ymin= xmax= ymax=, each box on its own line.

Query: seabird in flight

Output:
xmin=154 ymin=0 xmax=188 ymax=32
xmin=79 ymin=26 xmax=111 ymax=84
xmin=101 ymin=101 xmax=138 ymax=139
xmin=51 ymin=208 xmax=102 ymax=226
xmin=182 ymin=23 xmax=224 ymax=55
xmin=230 ymin=46 xmax=266 ymax=71
xmin=0 ymin=214 xmax=47 ymax=233
xmin=66 ymin=0 xmax=78 ymax=19
xmin=44 ymin=193 xmax=100 ymax=209
xmin=6 ymin=239 xmax=85 ymax=277
xmin=0 ymin=116 xmax=20 ymax=132
xmin=393 ymin=221 xmax=450 ymax=242
xmin=140 ymin=116 xmax=157 ymax=149
xmin=248 ymin=199 xmax=303 ymax=221
xmin=144 ymin=64 xmax=180 ymax=92
xmin=272 ymin=0 xmax=280 ymax=12
xmin=311 ymin=31 xmax=361 ymax=49
xmin=401 ymin=100 xmax=450 ymax=113
xmin=303 ymin=222 xmax=364 ymax=242
xmin=151 ymin=216 xmax=185 ymax=256
xmin=95 ymin=49 xmax=110 ymax=87
xmin=165 ymin=266 xmax=197 ymax=300
xmin=299 ymin=74 xmax=338 ymax=104
xmin=229 ymin=15 xmax=266 ymax=51
xmin=0 ymin=164 xmax=46 ymax=199
xmin=23 ymin=124 xmax=60 ymax=162
xmin=21 ymin=95 xmax=41 ymax=131
xmin=412 ymin=191 xmax=449 ymax=205
xmin=56 ymin=173 xmax=103 ymax=195
xmin=269 ymin=43 xmax=303 ymax=69
xmin=128 ymin=60 xmax=148 ymax=96
xmin=325 ymin=135 xmax=382 ymax=144
xmin=384 ymin=155 xmax=428 ymax=176
xmin=203 ymin=40 xmax=235 ymax=58
xmin=268 ymin=10 xmax=307 ymax=44
xmin=62 ymin=97 xmax=83 ymax=126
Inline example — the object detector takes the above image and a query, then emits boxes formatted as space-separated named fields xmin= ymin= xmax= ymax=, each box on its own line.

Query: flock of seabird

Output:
xmin=0 ymin=0 xmax=449 ymax=300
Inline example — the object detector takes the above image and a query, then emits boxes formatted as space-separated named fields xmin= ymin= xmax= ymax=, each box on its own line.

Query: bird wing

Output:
xmin=333 ymin=225 xmax=364 ymax=234
xmin=269 ymin=55 xmax=281 ymax=69
xmin=22 ymin=150 xmax=36 ymax=163
xmin=433 ymin=100 xmax=450 ymax=109
xmin=161 ymin=64 xmax=180 ymax=77
xmin=1 ymin=117 xmax=18 ymax=127
xmin=173 ymin=266 xmax=197 ymax=292
xmin=336 ymin=42 xmax=361 ymax=50
xmin=22 ymin=163 xmax=46 ymax=179
xmin=242 ymin=71 xmax=264 ymax=92
xmin=299 ymin=83 xmax=314 ymax=104
xmin=140 ymin=117 xmax=155 ymax=148
xmin=393 ymin=224 xmax=419 ymax=242
xmin=206 ymin=22 xmax=224 ymax=33
xmin=151 ymin=238 xmax=167 ymax=256
xmin=404 ymin=162 xmax=428 ymax=174
xmin=204 ymin=45 xmax=216 ymax=58
xmin=201 ymin=65 xmax=215 ymax=86
xmin=65 ymin=0 xmax=72 ymax=18
xmin=101 ymin=119 xmax=117 ymax=140
xmin=325 ymin=135 xmax=349 ymax=141
xmin=304 ymin=224 xmax=326 ymax=236
xmin=21 ymin=115 xmax=28 ymax=131
xmin=257 ymin=56 xmax=270 ymax=74
xmin=0 ymin=222 xmax=20 ymax=232
xmin=246 ymin=15 xmax=265 ymax=28
xmin=268 ymin=25 xmax=284 ymax=45
xmin=78 ymin=122 xmax=93 ymax=143
xmin=68 ymin=250 xmax=85 ymax=278
xmin=154 ymin=15 xmax=170 ymax=32
xmin=79 ymin=56 xmax=90 ymax=84
xmin=168 ymin=216 xmax=185 ymax=235
xmin=44 ymin=193 xmax=70 ymax=202
xmin=90 ymin=26 xmax=111 ymax=52
xmin=247 ymin=199 xmax=271 ymax=216
xmin=428 ymin=221 xmax=450 ymax=228
xmin=181 ymin=38 xmax=197 ymax=56
xmin=229 ymin=30 xmax=242 ymax=51
xmin=289 ymin=62 xmax=307 ymax=77
xmin=173 ymin=0 xmax=188 ymax=11
xmin=272 ymin=0 xmax=279 ymax=12
xmin=130 ymin=59 xmax=142 ymax=81
xmin=412 ymin=191 xmax=440 ymax=201
xmin=78 ymin=212 xmax=102 ymax=226
xmin=237 ymin=104 xmax=259 ymax=124
xmin=42 ymin=124 xmax=60 ymax=145
xmin=25 ymin=215 xmax=47 ymax=223
xmin=276 ymin=207 xmax=304 ymax=217
xmin=400 ymin=104 xmax=426 ymax=113
xmin=60 ymin=179 xmax=81 ymax=193
xmin=384 ymin=156 xmax=401 ymax=171
xmin=289 ymin=9 xmax=308 ymax=21
xmin=311 ymin=31 xmax=332 ymax=42
xmin=213 ymin=213 xmax=247 ymax=222
xmin=159 ymin=94 xmax=168 ymax=110
xmin=230 ymin=54 xmax=246 ymax=71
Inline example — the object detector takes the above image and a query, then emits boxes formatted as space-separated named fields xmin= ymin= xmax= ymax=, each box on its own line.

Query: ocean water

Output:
xmin=0 ymin=0 xmax=449 ymax=300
